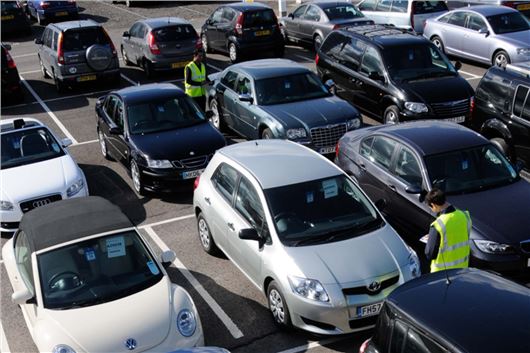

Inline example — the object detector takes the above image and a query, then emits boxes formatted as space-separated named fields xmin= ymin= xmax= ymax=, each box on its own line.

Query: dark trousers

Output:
xmin=192 ymin=95 xmax=206 ymax=112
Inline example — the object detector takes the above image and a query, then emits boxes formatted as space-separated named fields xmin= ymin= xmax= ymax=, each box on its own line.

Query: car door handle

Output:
xmin=204 ymin=197 xmax=211 ymax=205
xmin=227 ymin=222 xmax=235 ymax=231
xmin=359 ymin=162 xmax=366 ymax=171
xmin=388 ymin=184 xmax=397 ymax=192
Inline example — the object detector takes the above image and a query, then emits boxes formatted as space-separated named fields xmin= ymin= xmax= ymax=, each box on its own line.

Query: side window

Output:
xmin=391 ymin=0 xmax=408 ymax=13
xmin=340 ymin=38 xmax=366 ymax=72
xmin=222 ymin=8 xmax=236 ymax=22
xmin=140 ymin=24 xmax=148 ymax=39
xmin=44 ymin=28 xmax=53 ymax=48
xmin=320 ymin=32 xmax=347 ymax=58
xmin=360 ymin=136 xmax=374 ymax=158
xmin=304 ymin=5 xmax=321 ymax=21
xmin=360 ymin=46 xmax=384 ymax=77
xmin=513 ymin=85 xmax=529 ymax=119
xmin=403 ymin=327 xmax=448 ymax=353
xmin=369 ymin=136 xmax=397 ymax=170
xmin=394 ymin=146 xmax=422 ymax=187
xmin=390 ymin=320 xmax=407 ymax=353
xmin=292 ymin=5 xmax=307 ymax=18
xmin=522 ymin=95 xmax=530 ymax=122
xmin=235 ymin=177 xmax=265 ymax=231
xmin=105 ymin=95 xmax=118 ymax=119
xmin=376 ymin=0 xmax=392 ymax=12
xmin=371 ymin=304 xmax=393 ymax=351
xmin=14 ymin=231 xmax=35 ymax=295
xmin=212 ymin=163 xmax=239 ymax=203
xmin=211 ymin=8 xmax=224 ymax=23
xmin=236 ymin=76 xmax=252 ymax=96
xmin=359 ymin=0 xmax=377 ymax=11
xmin=437 ymin=13 xmax=452 ymax=23
xmin=447 ymin=12 xmax=467 ymax=27
xmin=477 ymin=71 xmax=511 ymax=112
xmin=129 ymin=22 xmax=141 ymax=38
xmin=221 ymin=70 xmax=239 ymax=91
xmin=113 ymin=99 xmax=125 ymax=129
xmin=467 ymin=14 xmax=486 ymax=31
xmin=53 ymin=32 xmax=58 ymax=50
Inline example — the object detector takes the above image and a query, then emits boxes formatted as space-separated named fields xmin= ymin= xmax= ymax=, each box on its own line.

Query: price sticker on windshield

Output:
xmin=322 ymin=179 xmax=338 ymax=199
xmin=106 ymin=236 xmax=126 ymax=258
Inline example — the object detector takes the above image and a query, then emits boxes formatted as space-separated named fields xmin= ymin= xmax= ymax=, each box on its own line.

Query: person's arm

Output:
xmin=185 ymin=65 xmax=205 ymax=86
xmin=425 ymin=226 xmax=440 ymax=262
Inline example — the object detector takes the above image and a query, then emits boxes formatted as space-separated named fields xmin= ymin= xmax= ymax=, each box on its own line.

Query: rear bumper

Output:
xmin=236 ymin=40 xmax=284 ymax=54
xmin=57 ymin=68 xmax=120 ymax=83
xmin=150 ymin=55 xmax=194 ymax=72
xmin=39 ymin=8 xmax=78 ymax=19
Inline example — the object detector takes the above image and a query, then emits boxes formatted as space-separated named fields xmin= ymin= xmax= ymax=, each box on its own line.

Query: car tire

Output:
xmin=313 ymin=34 xmax=323 ymax=51
xmin=262 ymin=127 xmax=274 ymax=139
xmin=228 ymin=42 xmax=239 ymax=63
xmin=197 ymin=213 xmax=220 ymax=255
xmin=53 ymin=72 xmax=65 ymax=93
xmin=384 ymin=105 xmax=400 ymax=124
xmin=39 ymin=57 xmax=50 ymax=79
xmin=121 ymin=46 xmax=132 ymax=66
xmin=130 ymin=160 xmax=146 ymax=196
xmin=98 ymin=129 xmax=112 ymax=160
xmin=143 ymin=59 xmax=154 ymax=78
xmin=202 ymin=34 xmax=212 ymax=54
xmin=491 ymin=137 xmax=511 ymax=159
xmin=209 ymin=98 xmax=225 ymax=131
xmin=267 ymin=281 xmax=292 ymax=329
xmin=493 ymin=50 xmax=510 ymax=67
xmin=431 ymin=36 xmax=444 ymax=53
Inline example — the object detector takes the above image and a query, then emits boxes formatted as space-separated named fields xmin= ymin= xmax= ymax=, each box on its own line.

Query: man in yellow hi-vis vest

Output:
xmin=185 ymin=49 xmax=209 ymax=110
xmin=424 ymin=188 xmax=471 ymax=273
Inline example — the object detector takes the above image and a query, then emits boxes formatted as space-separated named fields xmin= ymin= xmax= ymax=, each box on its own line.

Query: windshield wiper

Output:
xmin=291 ymin=220 xmax=383 ymax=247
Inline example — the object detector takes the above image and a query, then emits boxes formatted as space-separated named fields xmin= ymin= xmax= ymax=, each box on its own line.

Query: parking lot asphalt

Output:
xmin=1 ymin=1 xmax=529 ymax=352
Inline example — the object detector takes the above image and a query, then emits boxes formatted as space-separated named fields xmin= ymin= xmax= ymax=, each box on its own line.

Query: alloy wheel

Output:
xmin=269 ymin=289 xmax=285 ymax=323
xmin=198 ymin=218 xmax=211 ymax=250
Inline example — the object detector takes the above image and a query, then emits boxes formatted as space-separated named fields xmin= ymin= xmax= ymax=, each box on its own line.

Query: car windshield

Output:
xmin=62 ymin=28 xmax=111 ymax=51
xmin=38 ymin=230 xmax=163 ymax=310
xmin=255 ymin=73 xmax=330 ymax=105
xmin=154 ymin=25 xmax=197 ymax=42
xmin=412 ymin=1 xmax=448 ymax=14
xmin=425 ymin=144 xmax=519 ymax=195
xmin=1 ymin=127 xmax=65 ymax=170
xmin=384 ymin=43 xmax=457 ymax=82
xmin=264 ymin=175 xmax=384 ymax=246
xmin=323 ymin=5 xmax=364 ymax=20
xmin=487 ymin=12 xmax=530 ymax=34
xmin=127 ymin=95 xmax=206 ymax=134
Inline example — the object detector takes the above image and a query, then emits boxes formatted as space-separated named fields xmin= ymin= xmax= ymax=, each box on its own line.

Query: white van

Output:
xmin=357 ymin=0 xmax=449 ymax=33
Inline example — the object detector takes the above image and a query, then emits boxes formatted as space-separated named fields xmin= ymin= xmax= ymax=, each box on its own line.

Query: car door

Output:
xmin=300 ymin=5 xmax=322 ymax=44
xmin=390 ymin=320 xmax=449 ymax=353
xmin=461 ymin=13 xmax=491 ymax=62
xmin=334 ymin=38 xmax=367 ymax=110
xmin=215 ymin=70 xmax=239 ymax=130
xmin=131 ymin=23 xmax=148 ymax=63
xmin=285 ymin=4 xmax=308 ymax=42
xmin=39 ymin=27 xmax=54 ymax=74
xmin=512 ymin=84 xmax=530 ymax=166
xmin=206 ymin=7 xmax=225 ymax=50
xmin=13 ymin=231 xmax=38 ymax=328
xmin=100 ymin=95 xmax=119 ymax=159
xmin=123 ymin=22 xmax=141 ymax=63
xmin=358 ymin=45 xmax=387 ymax=117
xmin=441 ymin=11 xmax=467 ymax=55
xmin=110 ymin=98 xmax=129 ymax=166
xmin=232 ymin=74 xmax=256 ymax=138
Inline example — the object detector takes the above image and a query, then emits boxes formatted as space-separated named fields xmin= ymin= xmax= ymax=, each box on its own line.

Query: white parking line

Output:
xmin=179 ymin=6 xmax=208 ymax=16
xmin=18 ymin=69 xmax=41 ymax=75
xmin=1 ymin=88 xmax=114 ymax=110
xmin=19 ymin=75 xmax=78 ymax=144
xmin=144 ymin=226 xmax=244 ymax=339
xmin=276 ymin=337 xmax=347 ymax=353
xmin=138 ymin=214 xmax=194 ymax=229
xmin=0 ymin=321 xmax=11 ymax=353
xmin=96 ymin=0 xmax=147 ymax=18
xmin=12 ymin=53 xmax=37 ymax=59
xmin=120 ymin=73 xmax=139 ymax=86
xmin=458 ymin=70 xmax=481 ymax=79
xmin=71 ymin=139 xmax=98 ymax=147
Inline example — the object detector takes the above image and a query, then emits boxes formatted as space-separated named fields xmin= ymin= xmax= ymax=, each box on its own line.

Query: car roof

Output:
xmin=225 ymin=2 xmax=271 ymax=11
xmin=113 ymin=83 xmax=186 ymax=104
xmin=312 ymin=1 xmax=355 ymax=9
xmin=219 ymin=140 xmax=341 ymax=189
xmin=140 ymin=17 xmax=191 ymax=29
xmin=368 ymin=121 xmax=488 ymax=156
xmin=388 ymin=268 xmax=530 ymax=353
xmin=51 ymin=19 xmax=100 ymax=31
xmin=20 ymin=196 xmax=134 ymax=253
xmin=458 ymin=5 xmax=518 ymax=16
xmin=338 ymin=24 xmax=426 ymax=47
xmin=0 ymin=118 xmax=43 ymax=133
xmin=229 ymin=59 xmax=310 ymax=80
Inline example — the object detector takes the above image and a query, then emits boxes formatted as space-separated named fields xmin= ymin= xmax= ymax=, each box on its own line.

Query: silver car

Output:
xmin=423 ymin=5 xmax=530 ymax=66
xmin=193 ymin=140 xmax=420 ymax=335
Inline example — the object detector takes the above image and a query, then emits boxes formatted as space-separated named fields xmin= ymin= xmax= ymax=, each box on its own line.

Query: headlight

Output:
xmin=286 ymin=128 xmax=307 ymax=140
xmin=66 ymin=179 xmax=84 ymax=197
xmin=52 ymin=345 xmax=76 ymax=353
xmin=407 ymin=246 xmax=421 ymax=278
xmin=146 ymin=158 xmax=173 ymax=169
xmin=404 ymin=102 xmax=428 ymax=114
xmin=177 ymin=309 xmax=197 ymax=337
xmin=516 ymin=48 xmax=530 ymax=55
xmin=288 ymin=276 xmax=329 ymax=302
xmin=0 ymin=200 xmax=13 ymax=211
xmin=346 ymin=118 xmax=361 ymax=130
xmin=474 ymin=240 xmax=515 ymax=254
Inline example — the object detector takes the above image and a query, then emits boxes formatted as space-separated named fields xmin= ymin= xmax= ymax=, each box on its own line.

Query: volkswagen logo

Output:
xmin=32 ymin=199 xmax=50 ymax=208
xmin=367 ymin=281 xmax=381 ymax=293
xmin=124 ymin=338 xmax=137 ymax=350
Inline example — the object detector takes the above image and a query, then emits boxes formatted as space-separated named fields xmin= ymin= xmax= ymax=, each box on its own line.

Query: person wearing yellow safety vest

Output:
xmin=184 ymin=49 xmax=210 ymax=111
xmin=424 ymin=188 xmax=471 ymax=273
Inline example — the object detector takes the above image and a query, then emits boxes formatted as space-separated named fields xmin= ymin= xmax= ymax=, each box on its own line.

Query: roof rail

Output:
xmin=344 ymin=24 xmax=419 ymax=37
xmin=505 ymin=63 xmax=530 ymax=78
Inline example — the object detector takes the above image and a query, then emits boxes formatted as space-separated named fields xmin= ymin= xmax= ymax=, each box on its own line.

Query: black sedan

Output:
xmin=336 ymin=121 xmax=530 ymax=275
xmin=1 ymin=1 xmax=31 ymax=35
xmin=280 ymin=1 xmax=373 ymax=50
xmin=96 ymin=83 xmax=226 ymax=195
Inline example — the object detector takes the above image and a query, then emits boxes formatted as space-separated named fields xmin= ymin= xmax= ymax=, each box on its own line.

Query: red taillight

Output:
xmin=193 ymin=175 xmax=201 ymax=190
xmin=148 ymin=31 xmax=160 ymax=55
xmin=332 ymin=24 xmax=340 ymax=30
xmin=502 ymin=1 xmax=516 ymax=8
xmin=335 ymin=141 xmax=340 ymax=160
xmin=315 ymin=53 xmax=320 ymax=65
xmin=359 ymin=338 xmax=371 ymax=353
xmin=235 ymin=13 xmax=244 ymax=36
xmin=57 ymin=32 xmax=65 ymax=64
xmin=103 ymin=28 xmax=117 ymax=56
xmin=40 ymin=1 xmax=50 ymax=9
xmin=5 ymin=50 xmax=16 ymax=69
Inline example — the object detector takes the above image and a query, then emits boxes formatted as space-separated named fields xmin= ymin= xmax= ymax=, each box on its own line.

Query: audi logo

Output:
xmin=32 ymin=199 xmax=51 ymax=208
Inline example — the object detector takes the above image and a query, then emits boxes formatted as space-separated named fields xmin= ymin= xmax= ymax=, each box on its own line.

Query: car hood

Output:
xmin=38 ymin=279 xmax=171 ymax=352
xmin=282 ymin=224 xmax=410 ymax=285
xmin=258 ymin=96 xmax=358 ymax=129
xmin=399 ymin=76 xmax=473 ymax=104
xmin=496 ymin=30 xmax=530 ymax=48
xmin=130 ymin=122 xmax=226 ymax=161
xmin=0 ymin=155 xmax=80 ymax=202
xmin=448 ymin=180 xmax=530 ymax=244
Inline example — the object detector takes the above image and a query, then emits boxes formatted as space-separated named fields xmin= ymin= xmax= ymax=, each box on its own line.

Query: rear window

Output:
xmin=154 ymin=25 xmax=197 ymax=42
xmin=243 ymin=9 xmax=277 ymax=27
xmin=412 ymin=1 xmax=448 ymax=14
xmin=1 ymin=1 xmax=19 ymax=10
xmin=323 ymin=4 xmax=364 ymax=20
xmin=62 ymin=28 xmax=110 ymax=51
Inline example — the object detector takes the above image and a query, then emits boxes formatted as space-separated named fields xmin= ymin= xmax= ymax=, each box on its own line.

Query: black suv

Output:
xmin=36 ymin=19 xmax=120 ymax=92
xmin=316 ymin=25 xmax=474 ymax=125
xmin=201 ymin=2 xmax=284 ymax=63
xmin=471 ymin=63 xmax=529 ymax=170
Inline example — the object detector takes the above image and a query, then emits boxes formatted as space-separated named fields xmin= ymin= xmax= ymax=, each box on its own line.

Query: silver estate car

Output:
xmin=423 ymin=5 xmax=530 ymax=66
xmin=193 ymin=140 xmax=420 ymax=335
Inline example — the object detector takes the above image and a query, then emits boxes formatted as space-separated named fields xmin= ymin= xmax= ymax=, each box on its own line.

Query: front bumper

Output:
xmin=140 ymin=167 xmax=203 ymax=193
xmin=470 ymin=242 xmax=530 ymax=276
xmin=399 ymin=110 xmax=471 ymax=125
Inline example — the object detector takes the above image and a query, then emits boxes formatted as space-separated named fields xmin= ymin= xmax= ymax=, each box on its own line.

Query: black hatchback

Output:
xmin=96 ymin=83 xmax=226 ymax=195
xmin=201 ymin=2 xmax=284 ymax=63
xmin=316 ymin=25 xmax=475 ymax=125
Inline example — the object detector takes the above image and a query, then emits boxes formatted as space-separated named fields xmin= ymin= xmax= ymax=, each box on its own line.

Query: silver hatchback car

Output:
xmin=193 ymin=140 xmax=420 ymax=335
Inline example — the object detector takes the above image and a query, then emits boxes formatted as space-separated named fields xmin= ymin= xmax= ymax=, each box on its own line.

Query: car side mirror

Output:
xmin=96 ymin=98 xmax=104 ymax=109
xmin=239 ymin=228 xmax=260 ymax=241
xmin=405 ymin=185 xmax=421 ymax=194
xmin=109 ymin=126 xmax=123 ymax=135
xmin=61 ymin=138 xmax=73 ymax=148
xmin=374 ymin=199 xmax=386 ymax=211
xmin=160 ymin=250 xmax=176 ymax=268
xmin=34 ymin=38 xmax=43 ymax=45
xmin=288 ymin=13 xmax=294 ymax=19
xmin=478 ymin=28 xmax=489 ymax=36
xmin=4 ymin=44 xmax=11 ymax=51
xmin=122 ymin=31 xmax=130 ymax=37
xmin=369 ymin=71 xmax=384 ymax=82
xmin=12 ymin=288 xmax=33 ymax=305
xmin=238 ymin=93 xmax=253 ymax=103
xmin=454 ymin=61 xmax=462 ymax=71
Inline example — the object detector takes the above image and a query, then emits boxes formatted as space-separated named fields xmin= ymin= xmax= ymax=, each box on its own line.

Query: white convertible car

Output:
xmin=0 ymin=118 xmax=88 ymax=233
xmin=2 ymin=196 xmax=204 ymax=352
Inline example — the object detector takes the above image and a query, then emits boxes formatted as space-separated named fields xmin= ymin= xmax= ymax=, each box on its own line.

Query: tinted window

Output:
xmin=513 ymin=85 xmax=529 ymax=119
xmin=391 ymin=0 xmax=408 ymax=13
xmin=323 ymin=4 xmax=363 ymax=20
xmin=390 ymin=320 xmax=407 ymax=353
xmin=376 ymin=0 xmax=392 ymax=12
xmin=487 ymin=12 xmax=529 ymax=34
xmin=129 ymin=22 xmax=142 ymax=38
xmin=221 ymin=70 xmax=238 ymax=90
xmin=235 ymin=177 xmax=265 ymax=230
xmin=447 ymin=12 xmax=467 ymax=27
xmin=360 ymin=46 xmax=384 ymax=77
xmin=292 ymin=5 xmax=307 ymax=18
xmin=105 ymin=95 xmax=118 ymax=118
xmin=304 ymin=5 xmax=321 ymax=21
xmin=255 ymin=72 xmax=330 ymax=105
xmin=475 ymin=70 xmax=511 ymax=112
xmin=467 ymin=13 xmax=486 ymax=31
xmin=341 ymin=38 xmax=366 ymax=71
xmin=369 ymin=136 xmax=396 ymax=170
xmin=412 ymin=1 xmax=448 ymax=14
xmin=153 ymin=25 xmax=196 ymax=42
xmin=113 ymin=99 xmax=125 ymax=129
xmin=243 ymin=9 xmax=276 ymax=27
xmin=53 ymin=32 xmax=59 ymax=50
xmin=360 ymin=136 xmax=374 ymax=157
xmin=212 ymin=163 xmax=239 ymax=202
xmin=62 ymin=28 xmax=110 ymax=51
xmin=404 ymin=328 xmax=448 ymax=353
xmin=15 ymin=231 xmax=35 ymax=295
xmin=320 ymin=32 xmax=347 ymax=57
xmin=222 ymin=7 xmax=236 ymax=22
xmin=358 ymin=0 xmax=377 ymax=11
xmin=394 ymin=146 xmax=422 ymax=186
xmin=372 ymin=304 xmax=392 ymax=349
xmin=211 ymin=8 xmax=223 ymax=23
xmin=235 ymin=76 xmax=252 ymax=95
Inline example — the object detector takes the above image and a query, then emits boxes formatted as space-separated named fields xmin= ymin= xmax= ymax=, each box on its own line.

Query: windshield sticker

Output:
xmin=147 ymin=260 xmax=160 ymax=275
xmin=284 ymin=81 xmax=291 ymax=89
xmin=462 ymin=160 xmax=469 ymax=170
xmin=322 ymin=179 xmax=338 ymax=199
xmin=84 ymin=248 xmax=96 ymax=262
xmin=306 ymin=191 xmax=314 ymax=203
xmin=106 ymin=236 xmax=126 ymax=258
xmin=157 ymin=105 xmax=165 ymax=112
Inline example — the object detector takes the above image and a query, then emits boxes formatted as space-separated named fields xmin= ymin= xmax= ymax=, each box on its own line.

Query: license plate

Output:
xmin=319 ymin=146 xmax=336 ymax=154
xmin=171 ymin=62 xmax=187 ymax=69
xmin=445 ymin=116 xmax=465 ymax=124
xmin=182 ymin=169 xmax=204 ymax=180
xmin=255 ymin=30 xmax=271 ymax=36
xmin=56 ymin=11 xmax=68 ymax=16
xmin=77 ymin=75 xmax=97 ymax=82
xmin=1 ymin=15 xmax=14 ymax=20
xmin=356 ymin=302 xmax=383 ymax=318
xmin=518 ymin=4 xmax=530 ymax=10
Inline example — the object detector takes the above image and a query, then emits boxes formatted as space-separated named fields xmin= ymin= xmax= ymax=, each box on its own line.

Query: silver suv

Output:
xmin=36 ymin=19 xmax=120 ymax=92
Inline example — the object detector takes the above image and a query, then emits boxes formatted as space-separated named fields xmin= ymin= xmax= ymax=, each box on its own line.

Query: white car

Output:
xmin=0 ymin=118 xmax=88 ymax=233
xmin=2 ymin=196 xmax=204 ymax=352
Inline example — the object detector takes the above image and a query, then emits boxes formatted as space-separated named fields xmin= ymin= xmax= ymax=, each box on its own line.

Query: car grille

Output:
xmin=19 ymin=194 xmax=62 ymax=213
xmin=342 ymin=275 xmax=400 ymax=296
xmin=430 ymin=99 xmax=470 ymax=117
xmin=520 ymin=240 xmax=530 ymax=254
xmin=172 ymin=155 xmax=210 ymax=169
xmin=310 ymin=123 xmax=347 ymax=148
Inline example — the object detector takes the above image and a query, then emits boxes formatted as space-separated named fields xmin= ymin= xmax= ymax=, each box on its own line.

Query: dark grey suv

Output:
xmin=36 ymin=19 xmax=120 ymax=92
xmin=121 ymin=17 xmax=201 ymax=78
